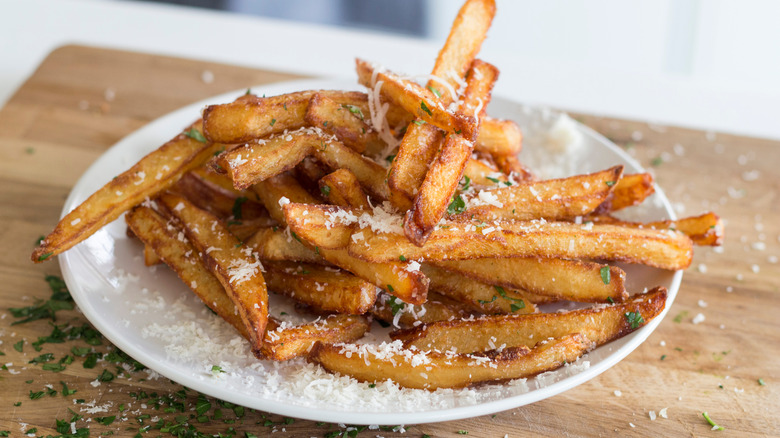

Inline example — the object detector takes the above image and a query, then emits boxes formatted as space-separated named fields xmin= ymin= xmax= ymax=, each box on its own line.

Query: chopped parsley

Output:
xmin=320 ymin=185 xmax=331 ymax=197
xmin=607 ymin=296 xmax=615 ymax=304
xmin=36 ymin=252 xmax=53 ymax=261
xmin=702 ymin=412 xmax=724 ymax=430
xmin=600 ymin=266 xmax=611 ymax=285
xmin=494 ymin=286 xmax=526 ymax=312
xmin=386 ymin=154 xmax=396 ymax=163
xmin=386 ymin=284 xmax=395 ymax=293
xmin=341 ymin=104 xmax=364 ymax=120
xmin=13 ymin=340 xmax=23 ymax=352
xmin=413 ymin=120 xmax=426 ymax=126
xmin=447 ymin=195 xmax=466 ymax=215
xmin=386 ymin=296 xmax=404 ymax=316
xmin=211 ymin=365 xmax=226 ymax=374
xmin=605 ymin=180 xmax=616 ymax=187
xmin=624 ymin=311 xmax=644 ymax=329
xmin=651 ymin=156 xmax=664 ymax=167
xmin=486 ymin=176 xmax=501 ymax=184
xmin=10 ymin=275 xmax=73 ymax=325
xmin=427 ymin=85 xmax=441 ymax=98
xmin=399 ymin=255 xmax=407 ymax=262
xmin=269 ymin=118 xmax=277 ymax=126
xmin=460 ymin=175 xmax=471 ymax=191
xmin=758 ymin=378 xmax=766 ymax=386
xmin=184 ymin=128 xmax=207 ymax=143
xmin=231 ymin=196 xmax=248 ymax=220
xmin=420 ymin=101 xmax=433 ymax=116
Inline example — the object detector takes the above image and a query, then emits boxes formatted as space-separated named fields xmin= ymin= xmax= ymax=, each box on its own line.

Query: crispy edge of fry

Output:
xmin=305 ymin=93 xmax=386 ymax=156
xmin=319 ymin=168 xmax=372 ymax=211
xmin=387 ymin=122 xmax=443 ymax=210
xmin=405 ymin=134 xmax=474 ymax=245
xmin=143 ymin=243 xmax=162 ymax=266
xmin=453 ymin=166 xmax=623 ymax=222
xmin=202 ymin=90 xmax=314 ymax=144
xmin=393 ymin=287 xmax=667 ymax=353
xmin=589 ymin=212 xmax=724 ymax=246
xmin=125 ymin=205 xmax=250 ymax=339
xmin=262 ymin=314 xmax=370 ymax=361
xmin=422 ymin=263 xmax=538 ymax=314
xmin=433 ymin=257 xmax=628 ymax=303
xmin=476 ymin=117 xmax=523 ymax=157
xmin=263 ymin=261 xmax=377 ymax=315
xmin=312 ymin=136 xmax=392 ymax=201
xmin=308 ymin=333 xmax=589 ymax=390
xmin=596 ymin=172 xmax=655 ymax=213
xmin=349 ymin=218 xmax=694 ymax=271
xmin=252 ymin=171 xmax=320 ymax=224
xmin=217 ymin=131 xmax=322 ymax=190
xmin=283 ymin=203 xmax=356 ymax=250
xmin=463 ymin=157 xmax=505 ymax=186
xmin=171 ymin=171 xmax=268 ymax=221
xmin=355 ymin=59 xmax=477 ymax=141
xmin=245 ymin=227 xmax=324 ymax=265
xmin=158 ymin=193 xmax=269 ymax=355
xmin=32 ymin=122 xmax=219 ymax=262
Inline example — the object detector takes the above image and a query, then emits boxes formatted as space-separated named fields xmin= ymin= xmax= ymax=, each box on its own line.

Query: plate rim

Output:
xmin=58 ymin=78 xmax=683 ymax=425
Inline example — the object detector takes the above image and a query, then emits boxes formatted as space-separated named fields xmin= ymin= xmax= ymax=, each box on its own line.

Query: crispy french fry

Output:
xmin=252 ymin=171 xmax=320 ymax=224
xmin=159 ymin=193 xmax=269 ymax=354
xmin=245 ymin=227 xmax=323 ymax=264
xmin=492 ymin=154 xmax=534 ymax=181
xmin=308 ymin=333 xmax=590 ymax=390
xmin=422 ymin=264 xmax=538 ymax=314
xmin=319 ymin=169 xmax=371 ymax=210
xmin=125 ymin=205 xmax=249 ymax=339
xmin=433 ymin=257 xmax=628 ymax=302
xmin=305 ymin=93 xmax=386 ymax=156
xmin=596 ymin=172 xmax=655 ymax=213
xmin=370 ymin=292 xmax=470 ymax=328
xmin=283 ymin=203 xmax=355 ymax=250
xmin=171 ymin=171 xmax=268 ymax=221
xmin=312 ymin=137 xmax=391 ymax=201
xmin=203 ymin=91 xmax=314 ymax=144
xmin=263 ymin=261 xmax=377 ymax=315
xmin=476 ymin=117 xmax=522 ymax=157
xmin=143 ymin=243 xmax=162 ymax=266
xmin=295 ymin=156 xmax=331 ymax=187
xmin=387 ymin=123 xmax=443 ymax=210
xmin=452 ymin=166 xmax=623 ymax=222
xmin=32 ymin=122 xmax=220 ymax=262
xmin=589 ymin=212 xmax=724 ymax=246
xmin=355 ymin=59 xmax=477 ymax=141
xmin=216 ymin=131 xmax=323 ymax=190
xmin=262 ymin=315 xmax=370 ymax=361
xmin=393 ymin=287 xmax=667 ymax=353
xmin=463 ymin=157 xmax=507 ymax=186
xmin=349 ymin=217 xmax=694 ymax=270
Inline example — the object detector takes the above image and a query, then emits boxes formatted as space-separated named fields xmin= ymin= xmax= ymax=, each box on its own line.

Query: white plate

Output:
xmin=59 ymin=79 xmax=681 ymax=426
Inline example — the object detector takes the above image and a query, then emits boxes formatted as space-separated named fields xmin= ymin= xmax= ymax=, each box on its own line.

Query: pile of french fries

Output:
xmin=32 ymin=0 xmax=723 ymax=390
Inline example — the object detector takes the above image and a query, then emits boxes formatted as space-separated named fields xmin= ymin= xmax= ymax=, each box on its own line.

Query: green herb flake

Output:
xmin=270 ymin=118 xmax=277 ymax=126
xmin=460 ymin=175 xmax=471 ymax=191
xmin=232 ymin=196 xmax=248 ymax=220
xmin=399 ymin=255 xmax=407 ymax=262
xmin=211 ymin=365 xmax=226 ymax=374
xmin=368 ymin=383 xmax=376 ymax=388
xmin=386 ymin=284 xmax=395 ymax=293
xmin=386 ymin=296 xmax=403 ymax=315
xmin=413 ymin=120 xmax=426 ymax=126
xmin=605 ymin=181 xmax=616 ymax=187
xmin=607 ymin=296 xmax=615 ymax=304
xmin=457 ymin=431 xmax=469 ymax=435
xmin=702 ymin=412 xmax=724 ymax=430
xmin=9 ymin=275 xmax=74 ymax=325
xmin=96 ymin=416 xmax=116 ymax=426
xmin=758 ymin=378 xmax=766 ymax=386
xmin=61 ymin=381 xmax=77 ymax=396
xmin=98 ymin=369 xmax=115 ymax=382
xmin=184 ymin=128 xmax=207 ymax=143
xmin=13 ymin=340 xmax=23 ymax=352
xmin=673 ymin=311 xmax=688 ymax=323
xmin=447 ymin=195 xmax=466 ymax=215
xmin=35 ymin=235 xmax=46 ymax=245
xmin=342 ymin=104 xmax=364 ymax=120
xmin=386 ymin=154 xmax=396 ymax=163
xmin=427 ymin=86 xmax=442 ymax=98
xmin=651 ymin=156 xmax=664 ymax=167
xmin=37 ymin=252 xmax=53 ymax=262
xmin=321 ymin=185 xmax=331 ymax=197
xmin=420 ymin=101 xmax=433 ymax=116
xmin=29 ymin=390 xmax=45 ymax=400
xmin=13 ymin=402 xmax=21 ymax=407
xmin=600 ymin=266 xmax=610 ymax=285
xmin=624 ymin=311 xmax=645 ymax=329
xmin=660 ymin=354 xmax=667 ymax=361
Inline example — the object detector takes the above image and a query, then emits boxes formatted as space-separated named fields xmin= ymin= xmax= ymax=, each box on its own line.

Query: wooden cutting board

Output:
xmin=0 ymin=45 xmax=777 ymax=437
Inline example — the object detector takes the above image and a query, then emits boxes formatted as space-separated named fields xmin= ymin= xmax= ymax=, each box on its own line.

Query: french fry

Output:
xmin=312 ymin=137 xmax=391 ymax=201
xmin=452 ymin=166 xmax=623 ymax=222
xmin=433 ymin=257 xmax=628 ymax=303
xmin=371 ymin=292 xmax=470 ymax=328
xmin=595 ymin=172 xmax=655 ymax=213
xmin=252 ymin=171 xmax=320 ymax=224
xmin=170 ymin=171 xmax=267 ymax=221
xmin=355 ymin=59 xmax=477 ymax=141
xmin=319 ymin=169 xmax=371 ymax=211
xmin=32 ymin=122 xmax=220 ymax=262
xmin=143 ymin=243 xmax=162 ymax=266
xmin=387 ymin=123 xmax=443 ymax=210
xmin=159 ymin=193 xmax=269 ymax=354
xmin=463 ymin=157 xmax=507 ymax=185
xmin=245 ymin=227 xmax=323 ymax=265
xmin=492 ymin=154 xmax=534 ymax=181
xmin=305 ymin=93 xmax=386 ymax=156
xmin=283 ymin=203 xmax=355 ymax=250
xmin=263 ymin=261 xmax=377 ymax=315
xmin=216 ymin=131 xmax=323 ymax=190
xmin=589 ymin=212 xmax=724 ymax=246
xmin=348 ymin=217 xmax=694 ymax=270
xmin=476 ymin=117 xmax=522 ymax=157
xmin=261 ymin=315 xmax=370 ymax=361
xmin=125 ymin=205 xmax=250 ymax=340
xmin=422 ymin=264 xmax=538 ymax=314
xmin=308 ymin=333 xmax=590 ymax=390
xmin=393 ymin=287 xmax=667 ymax=353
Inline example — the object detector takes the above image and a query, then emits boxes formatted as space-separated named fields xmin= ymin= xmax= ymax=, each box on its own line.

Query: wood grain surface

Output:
xmin=0 ymin=45 xmax=778 ymax=437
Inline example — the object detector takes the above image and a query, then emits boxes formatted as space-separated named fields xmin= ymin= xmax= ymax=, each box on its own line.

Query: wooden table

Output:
xmin=1 ymin=45 xmax=777 ymax=437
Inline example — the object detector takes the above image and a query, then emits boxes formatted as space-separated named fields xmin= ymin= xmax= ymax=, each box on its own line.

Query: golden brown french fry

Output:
xmin=32 ymin=122 xmax=220 ymax=262
xmin=349 ymin=217 xmax=694 ymax=270
xmin=159 ymin=193 xmax=269 ymax=354
xmin=245 ymin=227 xmax=324 ymax=264
xmin=355 ymin=59 xmax=477 ymax=141
xmin=463 ymin=157 xmax=506 ymax=185
xmin=590 ymin=212 xmax=724 ymax=246
xmin=387 ymin=123 xmax=443 ymax=210
xmin=283 ymin=203 xmax=356 ymax=250
xmin=125 ymin=205 xmax=249 ymax=340
xmin=203 ymin=91 xmax=314 ymax=144
xmin=405 ymin=134 xmax=474 ymax=245
xmin=422 ymin=264 xmax=537 ymax=314
xmin=252 ymin=171 xmax=320 ymax=224
xmin=308 ymin=333 xmax=590 ymax=390
xmin=596 ymin=172 xmax=655 ymax=213
xmin=305 ymin=93 xmax=386 ymax=156
xmin=143 ymin=243 xmax=162 ymax=266
xmin=312 ymin=137 xmax=391 ymax=201
xmin=433 ymin=257 xmax=628 ymax=303
xmin=492 ymin=154 xmax=534 ymax=181
xmin=393 ymin=287 xmax=667 ymax=353
xmin=476 ymin=117 xmax=522 ymax=157
xmin=452 ymin=166 xmax=623 ymax=222
xmin=295 ymin=156 xmax=331 ymax=187
xmin=216 ymin=131 xmax=324 ymax=190
xmin=319 ymin=168 xmax=371 ymax=211
xmin=171 ymin=171 xmax=268 ymax=221
xmin=262 ymin=315 xmax=370 ymax=361
xmin=263 ymin=261 xmax=377 ymax=315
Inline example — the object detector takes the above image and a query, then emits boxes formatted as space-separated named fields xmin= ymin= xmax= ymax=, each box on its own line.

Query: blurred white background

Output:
xmin=3 ymin=0 xmax=780 ymax=139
